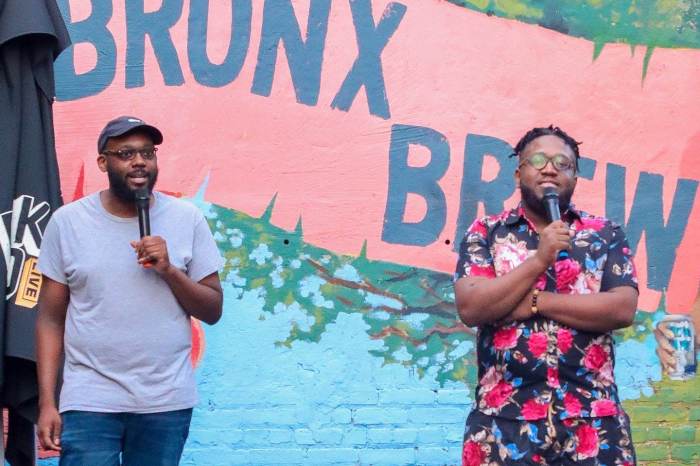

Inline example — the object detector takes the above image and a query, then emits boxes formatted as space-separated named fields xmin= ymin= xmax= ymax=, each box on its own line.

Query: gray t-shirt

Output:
xmin=38 ymin=191 xmax=223 ymax=413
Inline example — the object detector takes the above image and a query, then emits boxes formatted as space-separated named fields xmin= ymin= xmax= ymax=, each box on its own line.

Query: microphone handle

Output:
xmin=138 ymin=206 xmax=150 ymax=238
xmin=545 ymin=198 xmax=561 ymax=223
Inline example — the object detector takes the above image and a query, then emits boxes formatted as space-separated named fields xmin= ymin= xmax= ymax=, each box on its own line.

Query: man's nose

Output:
xmin=540 ymin=159 xmax=558 ymax=174
xmin=131 ymin=152 xmax=148 ymax=165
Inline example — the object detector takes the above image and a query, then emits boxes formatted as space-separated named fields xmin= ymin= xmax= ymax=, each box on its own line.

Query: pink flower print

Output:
xmin=557 ymin=328 xmax=573 ymax=353
xmin=527 ymin=332 xmax=548 ymax=358
xmin=478 ymin=366 xmax=502 ymax=393
xmin=493 ymin=239 xmax=531 ymax=276
xmin=580 ymin=217 xmax=607 ymax=232
xmin=591 ymin=399 xmax=618 ymax=417
xmin=563 ymin=392 xmax=582 ymax=417
xmin=575 ymin=424 xmax=600 ymax=458
xmin=522 ymin=398 xmax=549 ymax=420
xmin=555 ymin=259 xmax=581 ymax=293
xmin=493 ymin=327 xmax=520 ymax=351
xmin=482 ymin=380 xmax=514 ymax=411
xmin=583 ymin=344 xmax=609 ymax=372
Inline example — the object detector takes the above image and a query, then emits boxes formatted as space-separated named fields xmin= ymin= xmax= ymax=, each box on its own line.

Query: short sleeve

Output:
xmin=37 ymin=214 xmax=68 ymax=284
xmin=454 ymin=217 xmax=496 ymax=282
xmin=186 ymin=214 xmax=224 ymax=283
xmin=600 ymin=223 xmax=638 ymax=292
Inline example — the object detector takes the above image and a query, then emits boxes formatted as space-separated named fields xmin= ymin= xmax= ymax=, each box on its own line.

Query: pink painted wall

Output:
xmin=54 ymin=0 xmax=700 ymax=311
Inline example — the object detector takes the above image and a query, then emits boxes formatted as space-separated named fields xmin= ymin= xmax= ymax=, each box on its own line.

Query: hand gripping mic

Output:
xmin=135 ymin=188 xmax=151 ymax=238
xmin=542 ymin=187 xmax=569 ymax=261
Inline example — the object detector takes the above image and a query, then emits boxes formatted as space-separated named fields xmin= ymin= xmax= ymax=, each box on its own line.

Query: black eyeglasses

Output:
xmin=519 ymin=152 xmax=575 ymax=173
xmin=102 ymin=147 xmax=158 ymax=161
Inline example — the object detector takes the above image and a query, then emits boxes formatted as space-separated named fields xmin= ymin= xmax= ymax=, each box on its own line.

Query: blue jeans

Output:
xmin=59 ymin=409 xmax=192 ymax=466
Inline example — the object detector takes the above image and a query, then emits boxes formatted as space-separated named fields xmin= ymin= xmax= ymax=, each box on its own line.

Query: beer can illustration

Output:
xmin=659 ymin=315 xmax=697 ymax=380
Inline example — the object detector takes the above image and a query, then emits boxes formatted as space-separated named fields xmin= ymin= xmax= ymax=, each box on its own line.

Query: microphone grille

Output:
xmin=134 ymin=188 xmax=150 ymax=201
xmin=543 ymin=187 xmax=558 ymax=198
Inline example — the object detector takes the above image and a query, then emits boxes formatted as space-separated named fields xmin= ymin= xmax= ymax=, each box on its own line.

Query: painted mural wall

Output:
xmin=39 ymin=0 xmax=700 ymax=464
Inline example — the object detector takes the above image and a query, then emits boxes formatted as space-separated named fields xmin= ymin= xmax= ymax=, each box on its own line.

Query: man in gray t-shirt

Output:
xmin=36 ymin=116 xmax=223 ymax=465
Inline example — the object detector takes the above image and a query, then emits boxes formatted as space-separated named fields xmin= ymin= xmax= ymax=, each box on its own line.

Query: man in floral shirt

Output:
xmin=455 ymin=126 xmax=638 ymax=466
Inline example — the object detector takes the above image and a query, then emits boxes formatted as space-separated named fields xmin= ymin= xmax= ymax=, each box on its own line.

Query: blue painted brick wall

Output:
xmin=178 ymin=284 xmax=473 ymax=465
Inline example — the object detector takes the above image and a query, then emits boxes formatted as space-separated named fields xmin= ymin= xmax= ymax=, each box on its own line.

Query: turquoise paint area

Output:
xmin=185 ymin=285 xmax=471 ymax=464
xmin=615 ymin=335 xmax=663 ymax=401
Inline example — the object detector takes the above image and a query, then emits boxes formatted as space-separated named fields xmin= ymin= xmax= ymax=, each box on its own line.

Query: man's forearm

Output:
xmin=36 ymin=316 xmax=64 ymax=409
xmin=456 ymin=256 xmax=548 ymax=326
xmin=160 ymin=267 xmax=222 ymax=324
xmin=537 ymin=287 xmax=637 ymax=332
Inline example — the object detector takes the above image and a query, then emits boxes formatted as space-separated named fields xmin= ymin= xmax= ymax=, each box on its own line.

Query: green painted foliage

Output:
xmin=207 ymin=200 xmax=477 ymax=386
xmin=448 ymin=0 xmax=700 ymax=50
xmin=205 ymin=199 xmax=663 ymax=388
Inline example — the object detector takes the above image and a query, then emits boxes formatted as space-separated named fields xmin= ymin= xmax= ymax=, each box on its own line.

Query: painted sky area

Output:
xmin=52 ymin=0 xmax=700 ymax=314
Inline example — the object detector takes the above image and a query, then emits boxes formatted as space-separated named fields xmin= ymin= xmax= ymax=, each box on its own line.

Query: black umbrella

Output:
xmin=0 ymin=0 xmax=70 ymax=464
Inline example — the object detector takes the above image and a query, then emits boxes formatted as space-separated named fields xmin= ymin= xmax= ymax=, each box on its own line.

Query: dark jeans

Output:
xmin=59 ymin=408 xmax=193 ymax=466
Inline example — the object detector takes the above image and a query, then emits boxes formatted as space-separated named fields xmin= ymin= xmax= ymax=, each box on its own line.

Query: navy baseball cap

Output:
xmin=97 ymin=116 xmax=163 ymax=153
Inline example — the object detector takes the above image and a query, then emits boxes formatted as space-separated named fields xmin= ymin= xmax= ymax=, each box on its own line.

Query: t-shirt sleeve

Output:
xmin=186 ymin=214 xmax=224 ymax=283
xmin=37 ymin=215 xmax=68 ymax=284
xmin=600 ymin=222 xmax=638 ymax=292
xmin=454 ymin=217 xmax=496 ymax=282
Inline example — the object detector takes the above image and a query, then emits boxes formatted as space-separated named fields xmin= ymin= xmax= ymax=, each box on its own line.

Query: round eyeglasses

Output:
xmin=519 ymin=152 xmax=575 ymax=173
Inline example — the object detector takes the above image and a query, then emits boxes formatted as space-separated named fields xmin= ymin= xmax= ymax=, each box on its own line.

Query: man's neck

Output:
xmin=99 ymin=189 xmax=138 ymax=218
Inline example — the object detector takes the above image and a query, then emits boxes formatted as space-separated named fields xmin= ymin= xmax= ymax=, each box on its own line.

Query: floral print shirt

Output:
xmin=455 ymin=204 xmax=638 ymax=420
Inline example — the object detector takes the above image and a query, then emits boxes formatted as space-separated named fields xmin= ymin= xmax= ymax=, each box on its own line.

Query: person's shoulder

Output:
xmin=463 ymin=209 xmax=512 ymax=239
xmin=484 ymin=207 xmax=519 ymax=228
xmin=576 ymin=210 xmax=624 ymax=233
xmin=50 ymin=193 xmax=98 ymax=221
xmin=489 ymin=208 xmax=513 ymax=223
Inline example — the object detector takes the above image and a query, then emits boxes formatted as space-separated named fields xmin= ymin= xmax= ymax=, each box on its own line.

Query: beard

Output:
xmin=520 ymin=183 xmax=573 ymax=220
xmin=107 ymin=168 xmax=158 ymax=202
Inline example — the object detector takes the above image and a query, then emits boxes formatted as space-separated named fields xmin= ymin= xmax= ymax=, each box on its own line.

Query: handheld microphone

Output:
xmin=135 ymin=188 xmax=151 ymax=238
xmin=542 ymin=187 xmax=560 ymax=223
xmin=135 ymin=188 xmax=153 ymax=268
xmin=542 ymin=187 xmax=569 ymax=262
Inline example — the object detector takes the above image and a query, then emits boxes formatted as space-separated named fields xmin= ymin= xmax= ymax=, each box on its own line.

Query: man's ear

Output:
xmin=514 ymin=168 xmax=521 ymax=189
xmin=97 ymin=155 xmax=107 ymax=173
